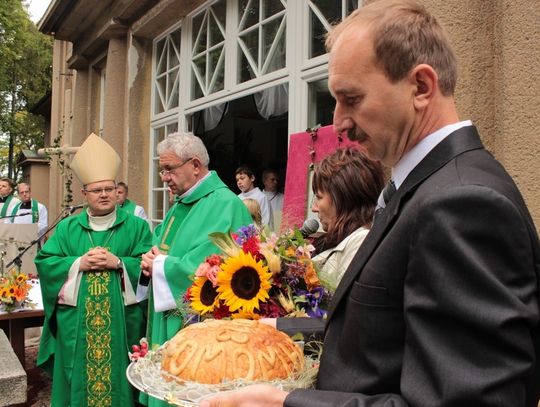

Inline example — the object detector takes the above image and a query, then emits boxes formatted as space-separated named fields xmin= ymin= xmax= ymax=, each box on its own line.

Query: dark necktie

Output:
xmin=382 ymin=179 xmax=396 ymax=207
xmin=373 ymin=179 xmax=396 ymax=224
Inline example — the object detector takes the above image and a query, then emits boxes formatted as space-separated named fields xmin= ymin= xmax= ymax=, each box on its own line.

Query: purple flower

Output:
xmin=234 ymin=224 xmax=258 ymax=245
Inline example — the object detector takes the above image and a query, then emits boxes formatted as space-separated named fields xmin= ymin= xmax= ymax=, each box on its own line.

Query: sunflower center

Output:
xmin=231 ymin=266 xmax=261 ymax=299
xmin=200 ymin=280 xmax=218 ymax=306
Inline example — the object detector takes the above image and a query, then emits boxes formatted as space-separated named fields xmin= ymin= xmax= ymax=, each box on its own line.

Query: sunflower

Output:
xmin=231 ymin=310 xmax=260 ymax=320
xmin=190 ymin=277 xmax=219 ymax=314
xmin=217 ymin=251 xmax=272 ymax=313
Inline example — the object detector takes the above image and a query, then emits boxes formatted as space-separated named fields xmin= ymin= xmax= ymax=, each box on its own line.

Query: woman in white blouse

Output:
xmin=264 ymin=147 xmax=384 ymax=337
xmin=311 ymin=147 xmax=384 ymax=290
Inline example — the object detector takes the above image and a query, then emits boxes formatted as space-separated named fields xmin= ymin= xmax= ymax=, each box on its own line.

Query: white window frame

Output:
xmin=148 ymin=0 xmax=361 ymax=225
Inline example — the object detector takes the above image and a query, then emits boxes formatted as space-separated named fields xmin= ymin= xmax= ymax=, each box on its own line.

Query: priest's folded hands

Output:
xmin=79 ymin=246 xmax=121 ymax=272
xmin=140 ymin=245 xmax=162 ymax=277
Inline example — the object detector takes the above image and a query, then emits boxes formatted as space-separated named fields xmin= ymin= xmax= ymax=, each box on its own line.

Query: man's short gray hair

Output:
xmin=157 ymin=132 xmax=210 ymax=167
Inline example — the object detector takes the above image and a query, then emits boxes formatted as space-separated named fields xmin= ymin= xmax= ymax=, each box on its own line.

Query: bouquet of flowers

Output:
xmin=0 ymin=268 xmax=35 ymax=312
xmin=181 ymin=224 xmax=332 ymax=323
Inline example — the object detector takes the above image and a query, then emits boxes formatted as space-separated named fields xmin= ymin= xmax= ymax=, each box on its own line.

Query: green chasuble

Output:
xmin=35 ymin=208 xmax=152 ymax=407
xmin=142 ymin=171 xmax=251 ymax=407
xmin=118 ymin=198 xmax=136 ymax=215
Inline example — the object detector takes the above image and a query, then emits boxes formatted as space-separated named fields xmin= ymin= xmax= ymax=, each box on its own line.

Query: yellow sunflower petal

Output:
xmin=216 ymin=251 xmax=272 ymax=313
xmin=190 ymin=277 xmax=218 ymax=314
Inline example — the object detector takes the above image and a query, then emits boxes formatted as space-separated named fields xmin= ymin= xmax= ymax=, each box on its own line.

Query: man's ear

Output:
xmin=411 ymin=64 xmax=437 ymax=110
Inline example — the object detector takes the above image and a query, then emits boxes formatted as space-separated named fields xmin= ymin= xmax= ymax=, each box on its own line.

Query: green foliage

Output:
xmin=0 ymin=0 xmax=53 ymax=177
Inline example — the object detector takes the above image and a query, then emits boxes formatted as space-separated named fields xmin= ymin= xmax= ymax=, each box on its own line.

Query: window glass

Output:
xmin=308 ymin=78 xmax=334 ymax=127
xmin=191 ymin=0 xmax=226 ymax=100
xmin=238 ymin=0 xmax=287 ymax=83
xmin=308 ymin=0 xmax=359 ymax=59
xmin=153 ymin=28 xmax=181 ymax=114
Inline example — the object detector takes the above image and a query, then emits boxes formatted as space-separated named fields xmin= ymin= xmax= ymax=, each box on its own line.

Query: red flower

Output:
xmin=212 ymin=302 xmax=231 ymax=319
xmin=259 ymin=299 xmax=286 ymax=318
xmin=242 ymin=236 xmax=263 ymax=260
xmin=207 ymin=254 xmax=222 ymax=267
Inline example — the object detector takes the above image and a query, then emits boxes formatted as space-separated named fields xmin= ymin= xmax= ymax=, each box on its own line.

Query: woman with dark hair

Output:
xmin=311 ymin=147 xmax=384 ymax=288
xmin=263 ymin=147 xmax=384 ymax=337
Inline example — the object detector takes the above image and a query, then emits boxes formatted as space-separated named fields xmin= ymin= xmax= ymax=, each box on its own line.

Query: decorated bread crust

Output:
xmin=161 ymin=319 xmax=304 ymax=384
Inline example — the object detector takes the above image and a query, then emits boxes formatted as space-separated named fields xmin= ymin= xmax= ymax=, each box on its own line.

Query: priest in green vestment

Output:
xmin=138 ymin=132 xmax=252 ymax=407
xmin=35 ymin=133 xmax=152 ymax=407
xmin=0 ymin=177 xmax=20 ymax=223
xmin=116 ymin=181 xmax=148 ymax=220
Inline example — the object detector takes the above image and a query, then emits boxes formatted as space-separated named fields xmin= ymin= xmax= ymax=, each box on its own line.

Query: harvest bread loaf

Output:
xmin=161 ymin=319 xmax=304 ymax=384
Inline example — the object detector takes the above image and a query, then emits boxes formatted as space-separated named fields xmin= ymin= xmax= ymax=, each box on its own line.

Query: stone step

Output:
xmin=0 ymin=330 xmax=26 ymax=406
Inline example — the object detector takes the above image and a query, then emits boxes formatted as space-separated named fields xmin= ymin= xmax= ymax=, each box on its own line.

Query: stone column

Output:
xmin=102 ymin=37 xmax=128 ymax=163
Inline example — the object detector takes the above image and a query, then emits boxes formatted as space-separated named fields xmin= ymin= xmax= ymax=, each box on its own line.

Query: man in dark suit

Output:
xmin=201 ymin=0 xmax=540 ymax=406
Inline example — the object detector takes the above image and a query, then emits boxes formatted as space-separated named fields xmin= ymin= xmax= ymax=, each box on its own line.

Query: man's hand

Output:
xmin=141 ymin=246 xmax=162 ymax=277
xmin=80 ymin=247 xmax=120 ymax=271
xmin=199 ymin=384 xmax=287 ymax=407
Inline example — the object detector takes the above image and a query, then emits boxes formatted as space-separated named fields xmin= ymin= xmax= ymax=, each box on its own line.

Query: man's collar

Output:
xmin=177 ymin=171 xmax=212 ymax=200
xmin=392 ymin=120 xmax=473 ymax=189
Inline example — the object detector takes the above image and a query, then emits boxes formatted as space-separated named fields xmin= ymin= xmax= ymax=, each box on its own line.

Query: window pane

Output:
xmin=312 ymin=0 xmax=341 ymax=23
xmin=191 ymin=0 xmax=227 ymax=100
xmin=192 ymin=13 xmax=206 ymax=54
xmin=153 ymin=127 xmax=165 ymax=151
xmin=168 ymin=38 xmax=180 ymax=69
xmin=209 ymin=47 xmax=225 ymax=92
xmin=155 ymin=38 xmax=166 ymax=74
xmin=154 ymin=75 xmax=166 ymax=114
xmin=208 ymin=12 xmax=225 ymax=47
xmin=153 ymin=189 xmax=164 ymax=220
xmin=166 ymin=122 xmax=178 ymax=134
xmin=346 ymin=0 xmax=360 ymax=15
xmin=212 ymin=0 xmax=227 ymax=28
xmin=263 ymin=0 xmax=285 ymax=19
xmin=240 ymin=0 xmax=259 ymax=30
xmin=239 ymin=52 xmax=256 ymax=83
xmin=192 ymin=54 xmax=207 ymax=88
xmin=263 ymin=20 xmax=285 ymax=73
xmin=309 ymin=11 xmax=327 ymax=58
xmin=308 ymin=1 xmax=359 ymax=60
xmin=167 ymin=69 xmax=179 ymax=109
xmin=308 ymin=78 xmax=334 ymax=127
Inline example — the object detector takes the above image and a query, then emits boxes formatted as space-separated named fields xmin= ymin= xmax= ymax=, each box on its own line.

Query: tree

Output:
xmin=0 ymin=0 xmax=52 ymax=179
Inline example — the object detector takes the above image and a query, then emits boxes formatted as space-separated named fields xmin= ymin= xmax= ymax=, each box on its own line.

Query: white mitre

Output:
xmin=70 ymin=133 xmax=121 ymax=185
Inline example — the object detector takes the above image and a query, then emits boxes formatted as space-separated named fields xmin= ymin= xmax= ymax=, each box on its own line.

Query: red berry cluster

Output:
xmin=129 ymin=338 xmax=149 ymax=361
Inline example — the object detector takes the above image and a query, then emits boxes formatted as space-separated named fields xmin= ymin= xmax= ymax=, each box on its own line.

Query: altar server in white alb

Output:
xmin=0 ymin=177 xmax=20 ymax=223
xmin=10 ymin=183 xmax=48 ymax=238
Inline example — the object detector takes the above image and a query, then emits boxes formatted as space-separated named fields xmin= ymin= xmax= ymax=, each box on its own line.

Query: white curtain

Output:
xmin=203 ymin=102 xmax=228 ymax=131
xmin=254 ymin=84 xmax=289 ymax=119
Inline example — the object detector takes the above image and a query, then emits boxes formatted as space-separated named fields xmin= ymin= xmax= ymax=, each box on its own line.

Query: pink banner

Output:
xmin=282 ymin=125 xmax=356 ymax=229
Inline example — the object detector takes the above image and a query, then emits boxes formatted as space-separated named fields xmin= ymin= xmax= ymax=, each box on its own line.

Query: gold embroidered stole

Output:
xmin=84 ymin=229 xmax=116 ymax=406
xmin=158 ymin=202 xmax=192 ymax=253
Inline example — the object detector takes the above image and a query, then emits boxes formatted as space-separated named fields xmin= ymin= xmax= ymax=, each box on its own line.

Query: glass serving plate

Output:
xmin=126 ymin=343 xmax=318 ymax=406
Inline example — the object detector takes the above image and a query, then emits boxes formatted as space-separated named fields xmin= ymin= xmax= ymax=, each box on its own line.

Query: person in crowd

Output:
xmin=35 ymin=133 xmax=152 ymax=407
xmin=236 ymin=165 xmax=273 ymax=229
xmin=267 ymin=147 xmax=384 ymax=338
xmin=139 ymin=132 xmax=252 ymax=407
xmin=310 ymin=147 xmax=383 ymax=287
xmin=262 ymin=169 xmax=284 ymax=231
xmin=243 ymin=197 xmax=263 ymax=231
xmin=201 ymin=1 xmax=540 ymax=406
xmin=116 ymin=181 xmax=148 ymax=220
xmin=10 ymin=182 xmax=48 ymax=239
xmin=0 ymin=177 xmax=20 ymax=223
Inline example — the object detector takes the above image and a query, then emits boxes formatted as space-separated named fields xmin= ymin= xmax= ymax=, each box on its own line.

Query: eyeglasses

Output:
xmin=84 ymin=186 xmax=117 ymax=195
xmin=159 ymin=157 xmax=193 ymax=177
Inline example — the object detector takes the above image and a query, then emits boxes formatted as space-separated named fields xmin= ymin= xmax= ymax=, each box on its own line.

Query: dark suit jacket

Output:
xmin=284 ymin=126 xmax=540 ymax=406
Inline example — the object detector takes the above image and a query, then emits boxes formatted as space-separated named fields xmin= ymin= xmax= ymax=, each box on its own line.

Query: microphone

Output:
xmin=66 ymin=204 xmax=85 ymax=213
xmin=299 ymin=218 xmax=320 ymax=237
